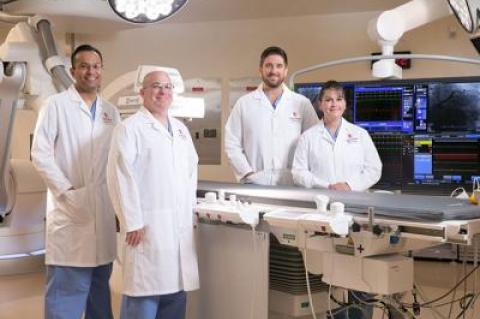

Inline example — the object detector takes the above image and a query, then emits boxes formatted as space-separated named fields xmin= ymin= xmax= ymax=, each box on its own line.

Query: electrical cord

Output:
xmin=302 ymin=234 xmax=318 ymax=319
xmin=382 ymin=296 xmax=418 ymax=319
xmin=403 ymin=263 xmax=480 ymax=308
xmin=327 ymin=283 xmax=334 ymax=319
xmin=249 ymin=222 xmax=258 ymax=319
xmin=469 ymin=237 xmax=480 ymax=319
xmin=329 ymin=287 xmax=389 ymax=318
xmin=449 ymin=261 xmax=460 ymax=319
xmin=402 ymin=264 xmax=480 ymax=319
xmin=415 ymin=284 xmax=446 ymax=319
xmin=455 ymin=293 xmax=476 ymax=319
xmin=329 ymin=291 xmax=348 ymax=307
xmin=350 ymin=290 xmax=380 ymax=305
xmin=415 ymin=288 xmax=480 ymax=319
xmin=421 ymin=293 xmax=475 ymax=309
xmin=423 ymin=263 xmax=480 ymax=307
xmin=381 ymin=296 xmax=407 ymax=319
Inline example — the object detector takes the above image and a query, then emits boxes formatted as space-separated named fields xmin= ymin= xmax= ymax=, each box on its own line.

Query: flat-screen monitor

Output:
xmin=294 ymin=77 xmax=480 ymax=194
xmin=428 ymin=82 xmax=480 ymax=133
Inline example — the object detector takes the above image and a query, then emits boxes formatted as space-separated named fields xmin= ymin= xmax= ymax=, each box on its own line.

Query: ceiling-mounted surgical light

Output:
xmin=447 ymin=0 xmax=480 ymax=33
xmin=108 ymin=0 xmax=188 ymax=24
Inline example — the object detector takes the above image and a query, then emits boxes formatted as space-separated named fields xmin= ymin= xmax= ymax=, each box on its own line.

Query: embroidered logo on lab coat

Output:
xmin=102 ymin=112 xmax=113 ymax=124
xmin=177 ymin=129 xmax=187 ymax=140
xmin=347 ymin=133 xmax=359 ymax=143
xmin=290 ymin=111 xmax=301 ymax=119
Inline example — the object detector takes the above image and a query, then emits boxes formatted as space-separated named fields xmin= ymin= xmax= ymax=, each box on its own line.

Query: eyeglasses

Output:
xmin=144 ymin=82 xmax=174 ymax=90
xmin=75 ymin=63 xmax=103 ymax=71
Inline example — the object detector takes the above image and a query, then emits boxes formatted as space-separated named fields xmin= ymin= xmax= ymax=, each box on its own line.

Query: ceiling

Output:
xmin=1 ymin=0 xmax=412 ymax=30
xmin=171 ymin=0 xmax=411 ymax=24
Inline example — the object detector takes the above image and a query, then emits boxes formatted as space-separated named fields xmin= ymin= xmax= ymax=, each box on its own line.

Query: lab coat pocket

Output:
xmin=61 ymin=187 xmax=91 ymax=224
xmin=345 ymin=141 xmax=364 ymax=170
xmin=287 ymin=115 xmax=302 ymax=130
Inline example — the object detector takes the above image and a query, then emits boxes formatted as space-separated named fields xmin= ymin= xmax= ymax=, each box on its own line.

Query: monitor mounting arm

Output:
xmin=368 ymin=0 xmax=452 ymax=78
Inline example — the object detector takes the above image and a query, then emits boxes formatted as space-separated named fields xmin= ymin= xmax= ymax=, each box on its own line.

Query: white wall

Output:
xmin=77 ymin=11 xmax=480 ymax=182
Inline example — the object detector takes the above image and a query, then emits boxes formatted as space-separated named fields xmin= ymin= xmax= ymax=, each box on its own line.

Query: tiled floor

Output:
xmin=1 ymin=260 xmax=480 ymax=319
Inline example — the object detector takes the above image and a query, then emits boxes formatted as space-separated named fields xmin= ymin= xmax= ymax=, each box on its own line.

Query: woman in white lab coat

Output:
xmin=292 ymin=80 xmax=382 ymax=191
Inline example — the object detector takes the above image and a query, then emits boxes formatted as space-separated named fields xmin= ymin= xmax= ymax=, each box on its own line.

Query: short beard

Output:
xmin=262 ymin=77 xmax=283 ymax=89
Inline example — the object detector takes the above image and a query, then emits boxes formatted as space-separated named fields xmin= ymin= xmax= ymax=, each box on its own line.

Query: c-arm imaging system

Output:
xmin=0 ymin=5 xmax=204 ymax=273
xmin=0 ymin=13 xmax=74 ymax=272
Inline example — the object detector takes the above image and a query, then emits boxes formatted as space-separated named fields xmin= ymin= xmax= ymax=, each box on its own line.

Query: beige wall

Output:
xmin=76 ymin=11 xmax=480 ymax=182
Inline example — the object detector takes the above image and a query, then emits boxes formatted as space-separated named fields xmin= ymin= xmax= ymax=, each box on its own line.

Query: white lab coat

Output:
xmin=107 ymin=107 xmax=199 ymax=296
xmin=31 ymin=86 xmax=120 ymax=266
xmin=292 ymin=118 xmax=382 ymax=191
xmin=224 ymin=83 xmax=318 ymax=185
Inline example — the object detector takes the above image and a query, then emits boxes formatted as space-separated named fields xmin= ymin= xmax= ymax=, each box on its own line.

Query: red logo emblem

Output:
xmin=102 ymin=112 xmax=113 ymax=124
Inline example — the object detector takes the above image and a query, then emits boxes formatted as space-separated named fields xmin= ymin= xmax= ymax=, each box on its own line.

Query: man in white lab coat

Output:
xmin=31 ymin=45 xmax=120 ymax=319
xmin=225 ymin=46 xmax=318 ymax=185
xmin=292 ymin=80 xmax=382 ymax=191
xmin=107 ymin=70 xmax=199 ymax=319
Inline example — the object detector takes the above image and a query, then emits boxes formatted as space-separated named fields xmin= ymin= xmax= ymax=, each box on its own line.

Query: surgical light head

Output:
xmin=448 ymin=0 xmax=480 ymax=33
xmin=108 ymin=0 xmax=188 ymax=23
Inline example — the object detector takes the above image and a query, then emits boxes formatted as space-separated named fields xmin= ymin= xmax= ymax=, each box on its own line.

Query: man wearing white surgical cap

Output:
xmin=107 ymin=70 xmax=199 ymax=319
xmin=225 ymin=46 xmax=318 ymax=185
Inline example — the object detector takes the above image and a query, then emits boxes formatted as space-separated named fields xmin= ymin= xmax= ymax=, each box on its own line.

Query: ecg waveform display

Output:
xmin=432 ymin=138 xmax=480 ymax=180
xmin=371 ymin=134 xmax=413 ymax=187
xmin=355 ymin=87 xmax=403 ymax=122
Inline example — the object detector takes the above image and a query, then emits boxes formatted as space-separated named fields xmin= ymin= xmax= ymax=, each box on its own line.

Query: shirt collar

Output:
xmin=67 ymin=85 xmax=102 ymax=115
xmin=319 ymin=118 xmax=345 ymax=141
xmin=253 ymin=83 xmax=292 ymax=100
xmin=138 ymin=106 xmax=174 ymax=135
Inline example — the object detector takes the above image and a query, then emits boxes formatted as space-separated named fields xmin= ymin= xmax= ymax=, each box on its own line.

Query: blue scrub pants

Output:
xmin=44 ymin=263 xmax=113 ymax=319
xmin=120 ymin=291 xmax=186 ymax=319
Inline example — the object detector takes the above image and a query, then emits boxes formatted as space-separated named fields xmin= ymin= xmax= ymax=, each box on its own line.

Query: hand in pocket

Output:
xmin=61 ymin=187 xmax=90 ymax=224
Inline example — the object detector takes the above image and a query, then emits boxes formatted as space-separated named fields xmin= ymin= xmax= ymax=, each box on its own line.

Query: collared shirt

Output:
xmin=90 ymin=99 xmax=97 ymax=120
xmin=166 ymin=119 xmax=173 ymax=136
xmin=263 ymin=91 xmax=283 ymax=110
xmin=326 ymin=121 xmax=342 ymax=141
